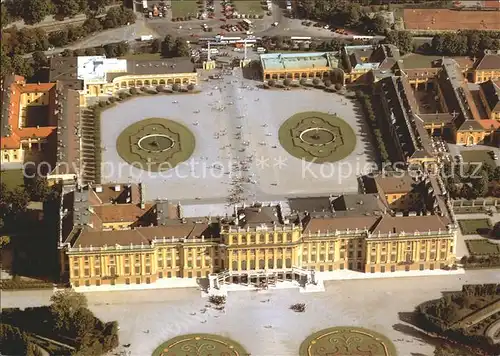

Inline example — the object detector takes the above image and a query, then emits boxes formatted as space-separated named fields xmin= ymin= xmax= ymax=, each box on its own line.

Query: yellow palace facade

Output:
xmin=63 ymin=204 xmax=457 ymax=289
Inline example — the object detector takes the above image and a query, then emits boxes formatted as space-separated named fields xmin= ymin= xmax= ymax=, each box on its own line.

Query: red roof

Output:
xmin=2 ymin=77 xmax=57 ymax=149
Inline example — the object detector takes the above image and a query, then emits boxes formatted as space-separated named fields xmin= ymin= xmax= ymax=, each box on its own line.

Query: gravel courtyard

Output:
xmin=3 ymin=270 xmax=499 ymax=356
xmin=99 ymin=69 xmax=376 ymax=203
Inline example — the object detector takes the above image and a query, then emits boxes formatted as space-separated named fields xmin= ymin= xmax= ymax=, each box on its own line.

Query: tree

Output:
xmin=384 ymin=31 xmax=414 ymax=54
xmin=187 ymin=83 xmax=195 ymax=91
xmin=334 ymin=83 xmax=342 ymax=90
xmin=172 ymin=83 xmax=181 ymax=91
xmin=1 ymin=47 xmax=13 ymax=77
xmin=84 ymin=47 xmax=97 ymax=56
xmin=268 ymin=79 xmax=275 ymax=87
xmin=312 ymin=78 xmax=320 ymax=86
xmin=299 ymin=78 xmax=307 ymax=86
xmin=151 ymin=38 xmax=161 ymax=53
xmin=161 ymin=34 xmax=173 ymax=57
xmin=50 ymin=290 xmax=88 ymax=332
xmin=25 ymin=176 xmax=49 ymax=201
xmin=71 ymin=307 xmax=96 ymax=341
xmin=283 ymin=78 xmax=291 ymax=86
xmin=11 ymin=55 xmax=34 ymax=78
xmin=323 ymin=79 xmax=332 ymax=87
xmin=49 ymin=29 xmax=69 ymax=47
xmin=371 ymin=14 xmax=387 ymax=35
xmin=61 ymin=49 xmax=73 ymax=57
xmin=0 ymin=324 xmax=30 ymax=356
xmin=21 ymin=0 xmax=51 ymax=25
xmin=32 ymin=51 xmax=48 ymax=71
xmin=86 ymin=0 xmax=107 ymax=17
xmin=471 ymin=174 xmax=488 ymax=198
xmin=104 ymin=43 xmax=118 ymax=57
xmin=116 ymin=41 xmax=130 ymax=57
xmin=173 ymin=38 xmax=190 ymax=57
xmin=83 ymin=17 xmax=102 ymax=33
xmin=53 ymin=0 xmax=81 ymax=19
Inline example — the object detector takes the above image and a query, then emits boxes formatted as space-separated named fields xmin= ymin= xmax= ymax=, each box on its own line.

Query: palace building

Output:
xmin=0 ymin=75 xmax=81 ymax=182
xmin=59 ymin=175 xmax=457 ymax=290
xmin=49 ymin=56 xmax=198 ymax=100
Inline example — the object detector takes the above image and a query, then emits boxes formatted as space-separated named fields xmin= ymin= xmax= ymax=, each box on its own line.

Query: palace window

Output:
xmin=135 ymin=266 xmax=140 ymax=274
xmin=125 ymin=266 xmax=130 ymax=274
xmin=73 ymin=269 xmax=79 ymax=277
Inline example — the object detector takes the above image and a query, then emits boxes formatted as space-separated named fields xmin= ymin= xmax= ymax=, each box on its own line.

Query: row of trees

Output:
xmin=296 ymin=0 xmax=389 ymax=35
xmin=443 ymin=162 xmax=500 ymax=199
xmin=1 ymin=290 xmax=119 ymax=355
xmin=356 ymin=90 xmax=389 ymax=162
xmin=0 ymin=324 xmax=42 ymax=356
xmin=430 ymin=31 xmax=500 ymax=57
xmin=2 ymin=6 xmax=135 ymax=57
xmin=2 ymin=0 xmax=112 ymax=26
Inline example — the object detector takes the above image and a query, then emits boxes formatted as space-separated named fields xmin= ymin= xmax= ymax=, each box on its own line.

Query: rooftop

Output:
xmin=374 ymin=174 xmax=419 ymax=195
xmin=474 ymin=54 xmax=500 ymax=71
xmin=259 ymin=52 xmax=338 ymax=71
xmin=480 ymin=80 xmax=500 ymax=112
xmin=303 ymin=216 xmax=380 ymax=235
xmin=371 ymin=215 xmax=450 ymax=235
xmin=72 ymin=222 xmax=215 ymax=248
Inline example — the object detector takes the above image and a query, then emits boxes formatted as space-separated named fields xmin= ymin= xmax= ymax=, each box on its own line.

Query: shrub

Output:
xmin=129 ymin=87 xmax=139 ymax=95
xmin=334 ymin=83 xmax=342 ymax=90
xmin=312 ymin=78 xmax=320 ymax=86
xmin=208 ymin=295 xmax=226 ymax=306
xmin=108 ymin=97 xmax=117 ymax=103
xmin=299 ymin=78 xmax=307 ymax=86
xmin=324 ymin=79 xmax=332 ymax=87
xmin=268 ymin=79 xmax=276 ymax=87
xmin=187 ymin=83 xmax=195 ymax=91
xmin=283 ymin=79 xmax=291 ymax=86
xmin=290 ymin=303 xmax=306 ymax=312
xmin=118 ymin=92 xmax=129 ymax=99
xmin=157 ymin=85 xmax=165 ymax=92
xmin=172 ymin=83 xmax=181 ymax=91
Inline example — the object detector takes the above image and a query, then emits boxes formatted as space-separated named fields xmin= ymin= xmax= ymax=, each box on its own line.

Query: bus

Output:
xmin=290 ymin=36 xmax=312 ymax=42
xmin=352 ymin=35 xmax=374 ymax=41
xmin=242 ymin=19 xmax=253 ymax=26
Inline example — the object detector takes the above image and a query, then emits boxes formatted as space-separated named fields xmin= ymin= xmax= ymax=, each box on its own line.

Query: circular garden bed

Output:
xmin=116 ymin=118 xmax=195 ymax=172
xmin=152 ymin=333 xmax=248 ymax=356
xmin=278 ymin=111 xmax=356 ymax=163
xmin=299 ymin=326 xmax=397 ymax=356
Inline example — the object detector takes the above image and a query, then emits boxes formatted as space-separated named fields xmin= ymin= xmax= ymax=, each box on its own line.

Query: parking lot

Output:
xmin=99 ymin=68 xmax=376 ymax=203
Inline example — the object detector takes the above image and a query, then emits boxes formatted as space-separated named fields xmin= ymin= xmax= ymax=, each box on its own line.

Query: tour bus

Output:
xmin=290 ymin=36 xmax=312 ymax=42
xmin=352 ymin=35 xmax=374 ymax=41
xmin=242 ymin=19 xmax=253 ymax=26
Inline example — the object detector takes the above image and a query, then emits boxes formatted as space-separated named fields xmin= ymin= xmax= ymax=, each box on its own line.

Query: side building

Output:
xmin=49 ymin=56 xmax=198 ymax=100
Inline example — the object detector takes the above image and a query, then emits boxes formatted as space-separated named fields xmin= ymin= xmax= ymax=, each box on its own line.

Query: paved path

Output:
xmin=2 ymin=269 xmax=499 ymax=356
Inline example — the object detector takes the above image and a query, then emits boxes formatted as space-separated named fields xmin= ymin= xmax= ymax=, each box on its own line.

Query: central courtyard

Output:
xmin=100 ymin=70 xmax=376 ymax=203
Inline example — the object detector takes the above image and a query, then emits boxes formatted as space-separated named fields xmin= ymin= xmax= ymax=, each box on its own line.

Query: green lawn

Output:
xmin=234 ymin=1 xmax=264 ymax=15
xmin=0 ymin=169 xmax=25 ymax=190
xmin=171 ymin=0 xmax=200 ymax=18
xmin=459 ymin=219 xmax=493 ymax=235
xmin=466 ymin=239 xmax=500 ymax=256
xmin=299 ymin=327 xmax=397 ymax=356
xmin=116 ymin=117 xmax=196 ymax=172
xmin=152 ymin=334 xmax=248 ymax=356
xmin=278 ymin=111 xmax=356 ymax=163
xmin=461 ymin=150 xmax=498 ymax=168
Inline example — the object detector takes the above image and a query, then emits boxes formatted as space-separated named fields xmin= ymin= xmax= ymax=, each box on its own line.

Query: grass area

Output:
xmin=299 ymin=327 xmax=397 ymax=356
xmin=119 ymin=53 xmax=162 ymax=60
xmin=454 ymin=206 xmax=489 ymax=214
xmin=234 ymin=1 xmax=264 ymax=15
xmin=116 ymin=117 xmax=196 ymax=172
xmin=171 ymin=0 xmax=199 ymax=18
xmin=152 ymin=334 xmax=248 ymax=356
xmin=461 ymin=150 xmax=497 ymax=168
xmin=466 ymin=239 xmax=500 ymax=256
xmin=278 ymin=111 xmax=356 ymax=163
xmin=459 ymin=219 xmax=493 ymax=235
xmin=0 ymin=169 xmax=25 ymax=190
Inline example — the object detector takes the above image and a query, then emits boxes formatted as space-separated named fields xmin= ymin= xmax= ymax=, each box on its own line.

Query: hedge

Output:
xmin=0 ymin=279 xmax=54 ymax=290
